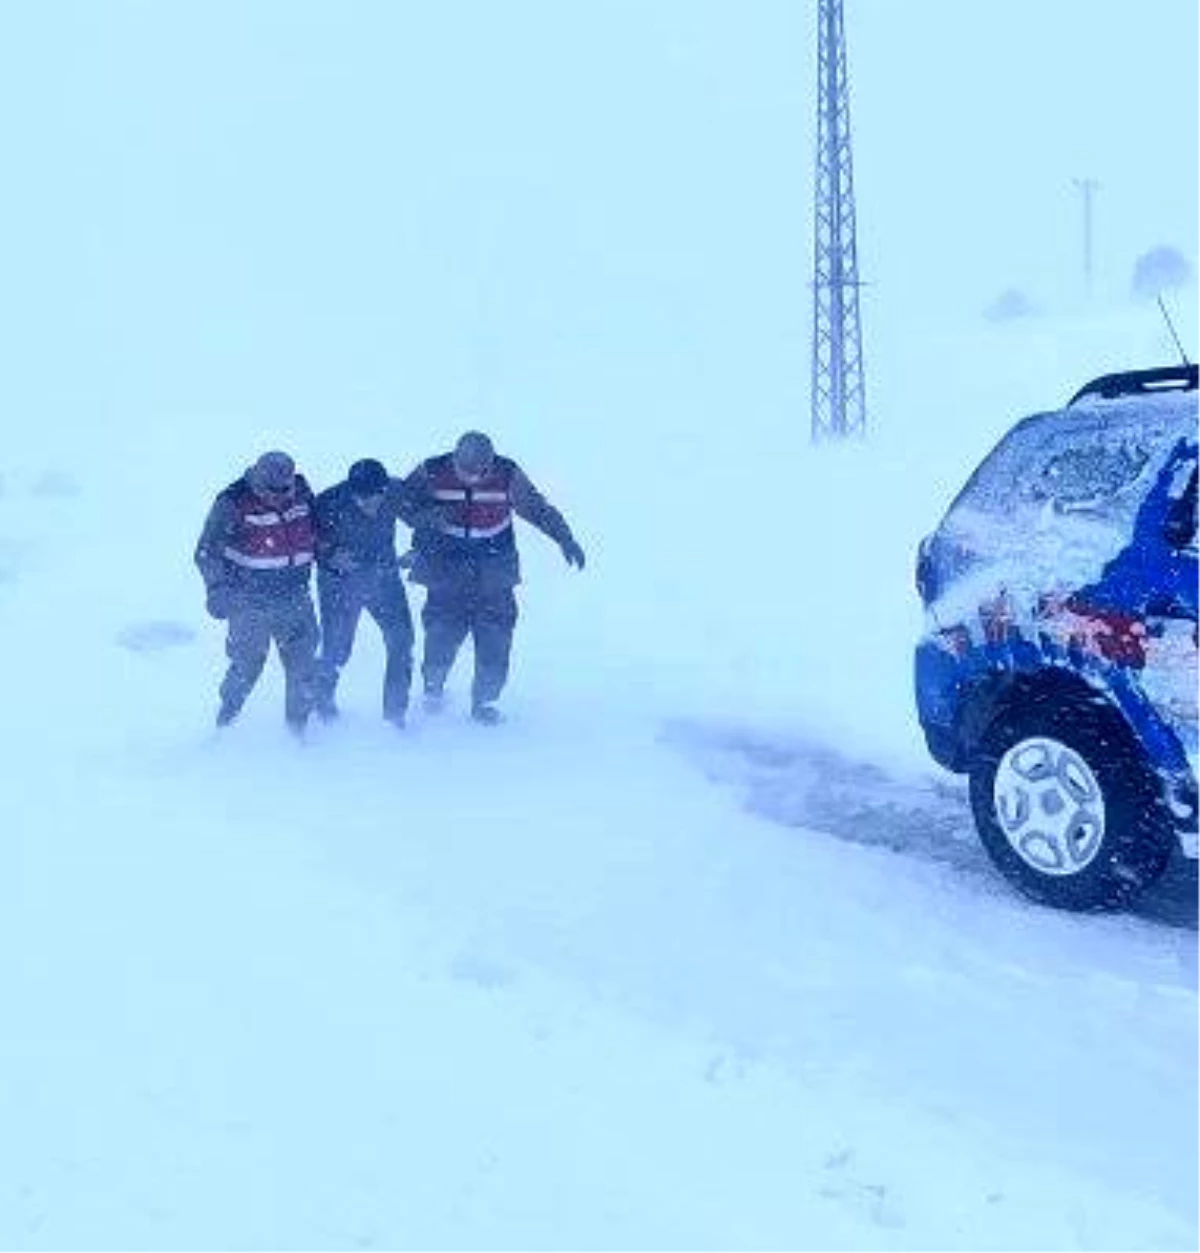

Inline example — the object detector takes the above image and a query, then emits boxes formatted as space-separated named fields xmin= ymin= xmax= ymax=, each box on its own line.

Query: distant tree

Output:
xmin=983 ymin=288 xmax=1036 ymax=322
xmin=1131 ymin=245 xmax=1192 ymax=299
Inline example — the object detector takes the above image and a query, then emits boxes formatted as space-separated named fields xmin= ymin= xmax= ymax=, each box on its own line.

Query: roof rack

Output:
xmin=1067 ymin=363 xmax=1198 ymax=406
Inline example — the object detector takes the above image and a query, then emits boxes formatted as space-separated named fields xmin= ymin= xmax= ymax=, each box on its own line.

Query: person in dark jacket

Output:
xmin=402 ymin=431 xmax=586 ymax=724
xmin=195 ymin=450 xmax=320 ymax=733
xmin=312 ymin=458 xmax=426 ymax=727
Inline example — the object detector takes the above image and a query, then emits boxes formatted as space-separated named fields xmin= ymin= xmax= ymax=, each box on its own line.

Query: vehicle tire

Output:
xmin=968 ymin=691 xmax=1174 ymax=910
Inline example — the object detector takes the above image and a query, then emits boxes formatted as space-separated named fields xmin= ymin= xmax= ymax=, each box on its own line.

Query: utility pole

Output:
xmin=811 ymin=0 xmax=866 ymax=442
xmin=1073 ymin=177 xmax=1099 ymax=300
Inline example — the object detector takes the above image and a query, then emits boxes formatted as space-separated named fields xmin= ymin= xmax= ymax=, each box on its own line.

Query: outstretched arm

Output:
xmin=510 ymin=467 xmax=585 ymax=568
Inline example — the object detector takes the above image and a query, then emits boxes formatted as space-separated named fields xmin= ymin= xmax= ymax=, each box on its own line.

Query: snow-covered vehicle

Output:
xmin=914 ymin=364 xmax=1199 ymax=910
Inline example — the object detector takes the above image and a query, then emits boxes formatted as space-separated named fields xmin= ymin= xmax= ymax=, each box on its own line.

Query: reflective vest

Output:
xmin=427 ymin=455 xmax=514 ymax=541
xmin=223 ymin=481 xmax=316 ymax=572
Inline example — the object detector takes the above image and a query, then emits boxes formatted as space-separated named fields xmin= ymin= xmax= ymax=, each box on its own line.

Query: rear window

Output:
xmin=955 ymin=410 xmax=1162 ymax=522
xmin=1032 ymin=441 xmax=1149 ymax=510
xmin=928 ymin=396 xmax=1197 ymax=623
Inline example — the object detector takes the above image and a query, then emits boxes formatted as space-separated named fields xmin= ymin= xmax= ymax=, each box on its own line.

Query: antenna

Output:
xmin=1157 ymin=294 xmax=1191 ymax=367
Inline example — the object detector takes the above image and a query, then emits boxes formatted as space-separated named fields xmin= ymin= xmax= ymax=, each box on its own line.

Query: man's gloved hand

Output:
xmin=560 ymin=537 xmax=586 ymax=570
xmin=327 ymin=549 xmax=358 ymax=575
xmin=206 ymin=585 xmax=232 ymax=620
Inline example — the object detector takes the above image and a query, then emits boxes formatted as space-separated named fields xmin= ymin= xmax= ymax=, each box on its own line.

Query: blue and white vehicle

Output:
xmin=915 ymin=364 xmax=1198 ymax=910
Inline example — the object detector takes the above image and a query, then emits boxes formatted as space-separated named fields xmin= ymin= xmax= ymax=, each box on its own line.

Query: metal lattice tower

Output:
xmin=811 ymin=0 xmax=866 ymax=441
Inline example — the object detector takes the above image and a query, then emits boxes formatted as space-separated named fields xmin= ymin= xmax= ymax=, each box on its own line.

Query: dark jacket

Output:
xmin=313 ymin=479 xmax=425 ymax=575
xmin=195 ymin=474 xmax=317 ymax=598
xmin=401 ymin=453 xmax=576 ymax=591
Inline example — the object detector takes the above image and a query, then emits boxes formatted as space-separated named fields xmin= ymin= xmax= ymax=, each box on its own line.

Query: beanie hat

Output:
xmin=347 ymin=458 xmax=389 ymax=495
xmin=453 ymin=431 xmax=495 ymax=478
xmin=248 ymin=450 xmax=296 ymax=494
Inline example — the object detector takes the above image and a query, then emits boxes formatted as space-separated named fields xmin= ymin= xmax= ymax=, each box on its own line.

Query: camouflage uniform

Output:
xmin=195 ymin=452 xmax=320 ymax=731
xmin=402 ymin=434 xmax=585 ymax=719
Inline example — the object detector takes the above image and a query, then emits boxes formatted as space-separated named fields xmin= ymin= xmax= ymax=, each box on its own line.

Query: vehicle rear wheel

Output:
xmin=968 ymin=692 xmax=1173 ymax=910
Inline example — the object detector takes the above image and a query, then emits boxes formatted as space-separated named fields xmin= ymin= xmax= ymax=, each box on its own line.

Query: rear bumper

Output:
xmin=920 ymin=721 xmax=962 ymax=773
xmin=915 ymin=642 xmax=967 ymax=772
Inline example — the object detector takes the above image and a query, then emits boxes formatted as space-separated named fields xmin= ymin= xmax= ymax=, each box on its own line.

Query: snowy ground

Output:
xmin=2 ymin=301 xmax=1197 ymax=1250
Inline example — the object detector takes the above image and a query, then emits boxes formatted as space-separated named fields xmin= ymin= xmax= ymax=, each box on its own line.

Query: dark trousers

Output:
xmin=221 ymin=591 xmax=320 ymax=726
xmin=317 ymin=568 xmax=414 ymax=721
xmin=421 ymin=585 xmax=518 ymax=708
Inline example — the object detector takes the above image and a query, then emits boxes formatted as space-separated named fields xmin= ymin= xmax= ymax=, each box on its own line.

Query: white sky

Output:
xmin=0 ymin=1 xmax=1195 ymax=432
xmin=0 ymin=5 xmax=1196 ymax=1248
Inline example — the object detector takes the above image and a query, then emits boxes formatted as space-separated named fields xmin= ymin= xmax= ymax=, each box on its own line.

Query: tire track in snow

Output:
xmin=665 ymin=718 xmax=1198 ymax=931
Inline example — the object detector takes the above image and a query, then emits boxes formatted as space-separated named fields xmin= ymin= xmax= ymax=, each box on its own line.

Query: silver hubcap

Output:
xmin=993 ymin=736 xmax=1107 ymax=875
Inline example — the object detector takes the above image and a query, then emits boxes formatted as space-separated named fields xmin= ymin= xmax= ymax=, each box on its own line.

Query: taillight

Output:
xmin=935 ymin=625 xmax=973 ymax=657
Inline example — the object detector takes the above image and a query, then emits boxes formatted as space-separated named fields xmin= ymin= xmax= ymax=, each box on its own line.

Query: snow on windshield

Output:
xmin=931 ymin=395 xmax=1197 ymax=629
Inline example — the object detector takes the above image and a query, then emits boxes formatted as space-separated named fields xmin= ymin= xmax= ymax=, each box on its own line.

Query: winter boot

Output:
xmin=471 ymin=702 xmax=503 ymax=726
xmin=216 ymin=699 xmax=241 ymax=728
